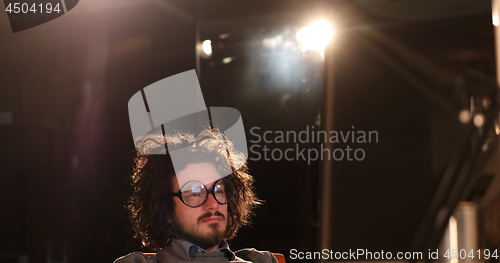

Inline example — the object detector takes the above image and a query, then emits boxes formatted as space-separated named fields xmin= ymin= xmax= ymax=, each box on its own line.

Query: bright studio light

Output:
xmin=202 ymin=39 xmax=212 ymax=56
xmin=296 ymin=21 xmax=334 ymax=52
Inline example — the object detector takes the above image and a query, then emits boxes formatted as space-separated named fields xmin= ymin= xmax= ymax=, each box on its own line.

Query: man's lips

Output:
xmin=200 ymin=216 xmax=222 ymax=223
xmin=198 ymin=211 xmax=225 ymax=224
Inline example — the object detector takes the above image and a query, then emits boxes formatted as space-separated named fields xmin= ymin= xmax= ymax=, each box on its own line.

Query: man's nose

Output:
xmin=203 ymin=192 xmax=219 ymax=210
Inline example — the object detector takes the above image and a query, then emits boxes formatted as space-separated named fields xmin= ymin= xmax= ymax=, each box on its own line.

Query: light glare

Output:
xmin=202 ymin=39 xmax=212 ymax=56
xmin=222 ymin=57 xmax=233 ymax=64
xmin=494 ymin=0 xmax=500 ymax=26
xmin=473 ymin=113 xmax=485 ymax=127
xmin=449 ymin=216 xmax=458 ymax=263
xmin=296 ymin=21 xmax=334 ymax=52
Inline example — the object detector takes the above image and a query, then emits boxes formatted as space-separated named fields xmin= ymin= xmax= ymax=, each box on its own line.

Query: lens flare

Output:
xmin=296 ymin=21 xmax=334 ymax=52
xmin=202 ymin=39 xmax=212 ymax=56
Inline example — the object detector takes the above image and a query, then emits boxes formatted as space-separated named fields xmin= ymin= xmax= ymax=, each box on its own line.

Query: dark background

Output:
xmin=0 ymin=0 xmax=498 ymax=262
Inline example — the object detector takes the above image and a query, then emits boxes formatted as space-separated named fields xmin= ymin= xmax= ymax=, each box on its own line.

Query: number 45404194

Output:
xmin=5 ymin=3 xmax=61 ymax=14
xmin=444 ymin=249 xmax=498 ymax=260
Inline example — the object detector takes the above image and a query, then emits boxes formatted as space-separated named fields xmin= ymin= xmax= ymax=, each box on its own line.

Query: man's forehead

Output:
xmin=176 ymin=162 xmax=224 ymax=189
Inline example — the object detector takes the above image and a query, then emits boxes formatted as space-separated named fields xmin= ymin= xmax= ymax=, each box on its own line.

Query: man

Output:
xmin=114 ymin=127 xmax=278 ymax=263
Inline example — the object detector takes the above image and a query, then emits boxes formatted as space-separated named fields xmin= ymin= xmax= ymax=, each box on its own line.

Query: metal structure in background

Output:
xmin=438 ymin=202 xmax=479 ymax=263
xmin=320 ymin=4 xmax=498 ymax=262
xmin=195 ymin=0 xmax=201 ymax=79
xmin=320 ymin=28 xmax=336 ymax=252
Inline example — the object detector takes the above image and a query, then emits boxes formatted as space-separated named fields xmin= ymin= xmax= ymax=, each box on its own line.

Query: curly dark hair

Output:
xmin=127 ymin=127 xmax=261 ymax=249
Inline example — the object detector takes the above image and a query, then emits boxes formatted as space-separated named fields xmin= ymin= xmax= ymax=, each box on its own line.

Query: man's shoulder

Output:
xmin=113 ymin=252 xmax=156 ymax=263
xmin=234 ymin=248 xmax=278 ymax=263
xmin=113 ymin=248 xmax=278 ymax=263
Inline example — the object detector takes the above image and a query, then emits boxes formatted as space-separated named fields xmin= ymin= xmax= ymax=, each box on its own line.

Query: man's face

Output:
xmin=170 ymin=162 xmax=229 ymax=250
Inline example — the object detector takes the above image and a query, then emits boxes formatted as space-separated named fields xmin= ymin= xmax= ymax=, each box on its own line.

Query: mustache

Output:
xmin=198 ymin=211 xmax=225 ymax=223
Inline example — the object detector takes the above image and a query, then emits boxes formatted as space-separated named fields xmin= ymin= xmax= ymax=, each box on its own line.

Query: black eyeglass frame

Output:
xmin=170 ymin=178 xmax=235 ymax=208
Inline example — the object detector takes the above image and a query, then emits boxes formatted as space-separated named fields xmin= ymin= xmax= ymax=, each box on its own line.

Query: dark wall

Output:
xmin=0 ymin=1 xmax=196 ymax=262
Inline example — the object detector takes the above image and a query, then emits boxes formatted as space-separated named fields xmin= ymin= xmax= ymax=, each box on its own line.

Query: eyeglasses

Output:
xmin=171 ymin=178 xmax=235 ymax=208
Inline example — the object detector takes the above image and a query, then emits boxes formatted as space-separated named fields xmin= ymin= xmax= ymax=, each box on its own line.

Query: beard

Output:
xmin=171 ymin=211 xmax=228 ymax=250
